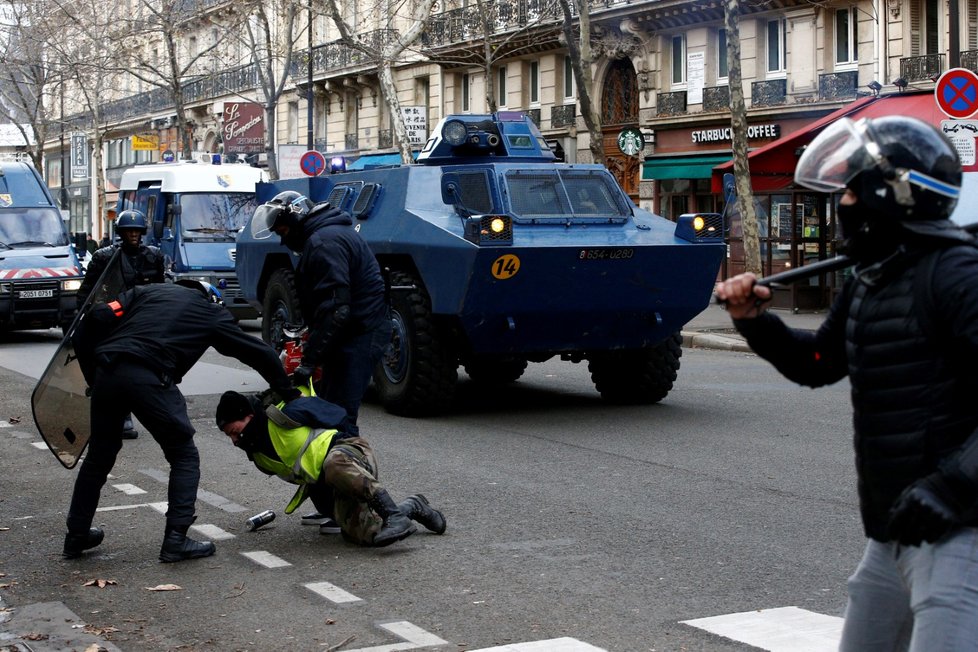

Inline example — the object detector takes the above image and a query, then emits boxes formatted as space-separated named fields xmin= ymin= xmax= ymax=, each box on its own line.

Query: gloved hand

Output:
xmin=886 ymin=474 xmax=960 ymax=546
xmin=290 ymin=364 xmax=315 ymax=389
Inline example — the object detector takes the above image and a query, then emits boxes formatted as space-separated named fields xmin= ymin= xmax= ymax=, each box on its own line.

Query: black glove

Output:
xmin=290 ymin=365 xmax=315 ymax=390
xmin=886 ymin=474 xmax=961 ymax=546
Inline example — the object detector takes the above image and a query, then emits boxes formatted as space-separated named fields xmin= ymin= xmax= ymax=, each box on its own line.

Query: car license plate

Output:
xmin=18 ymin=289 xmax=54 ymax=298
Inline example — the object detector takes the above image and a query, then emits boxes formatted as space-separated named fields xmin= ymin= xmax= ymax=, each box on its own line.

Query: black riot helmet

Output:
xmin=116 ymin=209 xmax=148 ymax=232
xmin=796 ymin=116 xmax=962 ymax=223
xmin=250 ymin=191 xmax=315 ymax=240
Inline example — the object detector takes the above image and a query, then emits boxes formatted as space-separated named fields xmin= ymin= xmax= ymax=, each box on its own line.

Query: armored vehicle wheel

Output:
xmin=587 ymin=332 xmax=683 ymax=405
xmin=463 ymin=356 xmax=528 ymax=384
xmin=374 ymin=271 xmax=457 ymax=416
xmin=262 ymin=269 xmax=302 ymax=351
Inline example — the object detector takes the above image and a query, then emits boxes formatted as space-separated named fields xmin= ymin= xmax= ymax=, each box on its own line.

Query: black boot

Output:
xmin=368 ymin=489 xmax=417 ymax=547
xmin=398 ymin=494 xmax=447 ymax=535
xmin=63 ymin=527 xmax=104 ymax=559
xmin=159 ymin=524 xmax=216 ymax=563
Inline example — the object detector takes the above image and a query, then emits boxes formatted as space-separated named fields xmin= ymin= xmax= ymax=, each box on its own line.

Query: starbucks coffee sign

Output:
xmin=617 ymin=128 xmax=645 ymax=156
xmin=691 ymin=123 xmax=781 ymax=144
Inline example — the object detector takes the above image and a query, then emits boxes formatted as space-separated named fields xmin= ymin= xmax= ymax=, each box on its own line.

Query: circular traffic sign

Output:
xmin=300 ymin=150 xmax=326 ymax=177
xmin=935 ymin=68 xmax=978 ymax=119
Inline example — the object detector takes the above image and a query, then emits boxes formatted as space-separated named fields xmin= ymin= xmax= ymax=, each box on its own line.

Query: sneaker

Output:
xmin=318 ymin=518 xmax=341 ymax=535
xmin=301 ymin=512 xmax=327 ymax=525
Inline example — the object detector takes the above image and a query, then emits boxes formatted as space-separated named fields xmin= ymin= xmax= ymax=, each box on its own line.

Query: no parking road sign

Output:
xmin=300 ymin=150 xmax=326 ymax=177
xmin=935 ymin=68 xmax=978 ymax=119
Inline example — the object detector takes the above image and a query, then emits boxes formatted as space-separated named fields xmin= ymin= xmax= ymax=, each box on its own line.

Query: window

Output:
xmin=563 ymin=55 xmax=575 ymax=99
xmin=529 ymin=61 xmax=540 ymax=105
xmin=672 ymin=35 xmax=686 ymax=86
xmin=498 ymin=65 xmax=507 ymax=108
xmin=835 ymin=8 xmax=858 ymax=66
xmin=461 ymin=73 xmax=470 ymax=112
xmin=717 ymin=28 xmax=728 ymax=81
xmin=287 ymin=101 xmax=299 ymax=143
xmin=767 ymin=18 xmax=787 ymax=74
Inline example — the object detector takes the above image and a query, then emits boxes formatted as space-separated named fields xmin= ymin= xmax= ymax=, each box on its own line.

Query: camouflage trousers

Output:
xmin=322 ymin=437 xmax=384 ymax=545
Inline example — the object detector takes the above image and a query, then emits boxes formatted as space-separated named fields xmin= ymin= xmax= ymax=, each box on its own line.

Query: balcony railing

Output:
xmin=379 ymin=129 xmax=393 ymax=149
xmin=183 ymin=64 xmax=258 ymax=104
xmin=345 ymin=133 xmax=359 ymax=150
xmin=751 ymin=79 xmax=787 ymax=107
xmin=423 ymin=0 xmax=561 ymax=48
xmin=960 ymin=50 xmax=978 ymax=74
xmin=525 ymin=108 xmax=541 ymax=126
xmin=551 ymin=103 xmax=575 ymax=128
xmin=291 ymin=31 xmax=397 ymax=79
xmin=818 ymin=71 xmax=857 ymax=100
xmin=657 ymin=91 xmax=687 ymax=116
xmin=899 ymin=53 xmax=944 ymax=82
xmin=703 ymin=86 xmax=729 ymax=112
xmin=100 ymin=86 xmax=173 ymax=124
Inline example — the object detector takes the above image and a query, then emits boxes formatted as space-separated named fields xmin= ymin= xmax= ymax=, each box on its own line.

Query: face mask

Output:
xmin=837 ymin=200 xmax=904 ymax=262
xmin=280 ymin=229 xmax=306 ymax=253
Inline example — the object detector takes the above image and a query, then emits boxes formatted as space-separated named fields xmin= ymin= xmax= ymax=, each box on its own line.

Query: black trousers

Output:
xmin=66 ymin=360 xmax=199 ymax=533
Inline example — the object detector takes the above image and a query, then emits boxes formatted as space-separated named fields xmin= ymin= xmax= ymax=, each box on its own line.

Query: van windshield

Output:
xmin=179 ymin=193 xmax=258 ymax=241
xmin=0 ymin=207 xmax=69 ymax=248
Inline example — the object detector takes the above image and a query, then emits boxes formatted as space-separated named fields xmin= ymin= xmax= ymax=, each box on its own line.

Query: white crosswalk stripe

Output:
xmin=681 ymin=606 xmax=843 ymax=652
xmin=304 ymin=581 xmax=362 ymax=603
xmin=241 ymin=550 xmax=291 ymax=568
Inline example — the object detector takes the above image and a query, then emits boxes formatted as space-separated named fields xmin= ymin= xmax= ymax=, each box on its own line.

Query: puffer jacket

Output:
xmin=735 ymin=243 xmax=978 ymax=540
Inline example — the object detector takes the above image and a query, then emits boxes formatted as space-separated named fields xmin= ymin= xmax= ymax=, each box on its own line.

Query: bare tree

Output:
xmin=324 ymin=0 xmax=437 ymax=164
xmin=118 ymin=0 xmax=251 ymax=160
xmin=723 ymin=0 xmax=761 ymax=275
xmin=557 ymin=0 xmax=602 ymax=164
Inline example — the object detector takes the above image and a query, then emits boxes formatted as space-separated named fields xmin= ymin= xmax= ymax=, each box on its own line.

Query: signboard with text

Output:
xmin=132 ymin=133 xmax=160 ymax=151
xmin=278 ymin=144 xmax=307 ymax=179
xmin=70 ymin=132 xmax=88 ymax=180
xmin=400 ymin=106 xmax=428 ymax=146
xmin=223 ymin=102 xmax=265 ymax=154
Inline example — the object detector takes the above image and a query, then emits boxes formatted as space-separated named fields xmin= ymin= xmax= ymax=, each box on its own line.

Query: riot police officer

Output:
xmin=716 ymin=116 xmax=978 ymax=650
xmin=77 ymin=209 xmax=165 ymax=439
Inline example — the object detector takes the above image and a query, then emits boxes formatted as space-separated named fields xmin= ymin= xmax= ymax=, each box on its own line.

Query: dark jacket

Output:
xmin=293 ymin=204 xmax=387 ymax=364
xmin=735 ymin=243 xmax=978 ymax=540
xmin=77 ymin=244 xmax=164 ymax=309
xmin=74 ymin=283 xmax=292 ymax=395
xmin=236 ymin=394 xmax=349 ymax=470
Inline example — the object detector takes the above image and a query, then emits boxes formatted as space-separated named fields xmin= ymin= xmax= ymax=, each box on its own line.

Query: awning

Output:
xmin=346 ymin=151 xmax=417 ymax=170
xmin=710 ymin=91 xmax=944 ymax=193
xmin=642 ymin=154 xmax=732 ymax=180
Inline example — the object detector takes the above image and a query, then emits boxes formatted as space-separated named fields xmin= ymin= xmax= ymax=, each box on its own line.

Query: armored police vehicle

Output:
xmin=116 ymin=159 xmax=266 ymax=319
xmin=236 ymin=112 xmax=725 ymax=416
xmin=0 ymin=161 xmax=82 ymax=332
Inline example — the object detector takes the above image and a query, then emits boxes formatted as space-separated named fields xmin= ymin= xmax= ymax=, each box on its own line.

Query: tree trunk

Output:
xmin=264 ymin=103 xmax=280 ymax=180
xmin=560 ymin=0 xmax=603 ymax=165
xmin=724 ymin=0 xmax=761 ymax=275
xmin=377 ymin=61 xmax=413 ymax=165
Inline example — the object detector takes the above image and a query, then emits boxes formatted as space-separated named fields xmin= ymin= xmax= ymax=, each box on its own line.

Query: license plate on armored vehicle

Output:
xmin=18 ymin=289 xmax=54 ymax=298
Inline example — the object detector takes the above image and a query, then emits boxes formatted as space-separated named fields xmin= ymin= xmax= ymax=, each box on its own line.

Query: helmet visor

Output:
xmin=250 ymin=203 xmax=282 ymax=240
xmin=795 ymin=118 xmax=879 ymax=193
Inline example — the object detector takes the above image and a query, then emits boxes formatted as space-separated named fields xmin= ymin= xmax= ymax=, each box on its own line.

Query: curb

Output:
xmin=681 ymin=331 xmax=754 ymax=353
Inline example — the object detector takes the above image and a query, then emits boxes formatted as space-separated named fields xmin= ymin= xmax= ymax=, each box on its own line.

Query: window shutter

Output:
xmin=909 ymin=0 xmax=921 ymax=55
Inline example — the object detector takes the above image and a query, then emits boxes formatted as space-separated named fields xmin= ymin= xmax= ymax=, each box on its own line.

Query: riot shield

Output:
xmin=30 ymin=250 xmax=126 ymax=469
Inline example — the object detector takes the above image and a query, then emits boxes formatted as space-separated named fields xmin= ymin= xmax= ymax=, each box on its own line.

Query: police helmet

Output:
xmin=250 ymin=191 xmax=315 ymax=240
xmin=116 ymin=209 xmax=148 ymax=232
xmin=175 ymin=279 xmax=224 ymax=306
xmin=795 ymin=116 xmax=961 ymax=222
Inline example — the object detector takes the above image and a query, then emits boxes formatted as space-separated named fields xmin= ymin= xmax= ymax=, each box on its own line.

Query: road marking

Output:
xmin=681 ymin=606 xmax=843 ymax=652
xmin=241 ymin=550 xmax=291 ymax=568
xmin=138 ymin=469 xmax=247 ymax=512
xmin=343 ymin=620 xmax=448 ymax=652
xmin=112 ymin=483 xmax=146 ymax=495
xmin=148 ymin=502 xmax=169 ymax=514
xmin=304 ymin=581 xmax=362 ymax=603
xmin=97 ymin=503 xmax=150 ymax=512
xmin=467 ymin=639 xmax=606 ymax=652
xmin=191 ymin=524 xmax=235 ymax=541
xmin=0 ymin=421 xmax=10 ymax=427
xmin=30 ymin=441 xmax=47 ymax=450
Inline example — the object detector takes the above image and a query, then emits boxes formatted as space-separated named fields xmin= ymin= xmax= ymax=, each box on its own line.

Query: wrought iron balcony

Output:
xmin=551 ymin=103 xmax=575 ymax=128
xmin=657 ymin=91 xmax=687 ymax=116
xmin=379 ymin=129 xmax=393 ymax=149
xmin=961 ymin=50 xmax=978 ymax=74
xmin=345 ymin=133 xmax=359 ymax=150
xmin=818 ymin=71 xmax=857 ymax=100
xmin=751 ymin=79 xmax=787 ymax=107
xmin=899 ymin=54 xmax=944 ymax=82
xmin=525 ymin=108 xmax=541 ymax=126
xmin=423 ymin=0 xmax=561 ymax=48
xmin=183 ymin=64 xmax=258 ymax=104
xmin=291 ymin=31 xmax=397 ymax=79
xmin=703 ymin=86 xmax=729 ymax=113
xmin=100 ymin=86 xmax=173 ymax=124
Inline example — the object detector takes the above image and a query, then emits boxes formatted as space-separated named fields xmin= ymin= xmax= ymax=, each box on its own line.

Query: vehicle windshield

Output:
xmin=505 ymin=170 xmax=629 ymax=221
xmin=0 ymin=207 xmax=69 ymax=247
xmin=179 ymin=193 xmax=258 ymax=241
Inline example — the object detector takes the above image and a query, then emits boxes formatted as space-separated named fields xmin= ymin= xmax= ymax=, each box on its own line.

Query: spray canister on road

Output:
xmin=246 ymin=509 xmax=275 ymax=531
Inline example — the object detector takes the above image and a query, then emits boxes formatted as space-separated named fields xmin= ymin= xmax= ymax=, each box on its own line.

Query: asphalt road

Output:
xmin=0 ymin=327 xmax=862 ymax=652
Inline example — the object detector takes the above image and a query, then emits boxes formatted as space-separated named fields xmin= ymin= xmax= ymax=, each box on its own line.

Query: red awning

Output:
xmin=711 ymin=92 xmax=946 ymax=193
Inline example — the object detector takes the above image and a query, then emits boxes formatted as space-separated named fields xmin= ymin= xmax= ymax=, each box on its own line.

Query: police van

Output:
xmin=0 ymin=161 xmax=82 ymax=332
xmin=116 ymin=158 xmax=266 ymax=319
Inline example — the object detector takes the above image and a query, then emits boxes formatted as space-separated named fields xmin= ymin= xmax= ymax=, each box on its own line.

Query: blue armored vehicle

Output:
xmin=236 ymin=112 xmax=724 ymax=416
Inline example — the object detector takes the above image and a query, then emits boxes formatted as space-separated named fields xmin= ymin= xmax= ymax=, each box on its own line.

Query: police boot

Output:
xmin=368 ymin=490 xmax=416 ymax=547
xmin=122 ymin=414 xmax=139 ymax=440
xmin=159 ymin=524 xmax=216 ymax=563
xmin=63 ymin=527 xmax=104 ymax=559
xmin=398 ymin=494 xmax=447 ymax=535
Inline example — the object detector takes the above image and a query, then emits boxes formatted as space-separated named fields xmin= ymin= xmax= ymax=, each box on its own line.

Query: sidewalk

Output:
xmin=680 ymin=302 xmax=827 ymax=352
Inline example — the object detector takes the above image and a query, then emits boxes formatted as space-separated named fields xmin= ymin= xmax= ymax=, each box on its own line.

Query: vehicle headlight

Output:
xmin=62 ymin=279 xmax=83 ymax=292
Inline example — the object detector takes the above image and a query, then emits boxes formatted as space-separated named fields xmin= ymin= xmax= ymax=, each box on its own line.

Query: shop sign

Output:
xmin=691 ymin=124 xmax=781 ymax=144
xmin=400 ymin=106 xmax=428 ymax=145
xmin=222 ymin=102 xmax=264 ymax=154
xmin=617 ymin=127 xmax=645 ymax=156
xmin=132 ymin=133 xmax=159 ymax=151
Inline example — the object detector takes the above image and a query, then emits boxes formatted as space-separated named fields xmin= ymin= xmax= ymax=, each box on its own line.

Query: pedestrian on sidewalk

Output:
xmin=716 ymin=116 xmax=978 ymax=650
